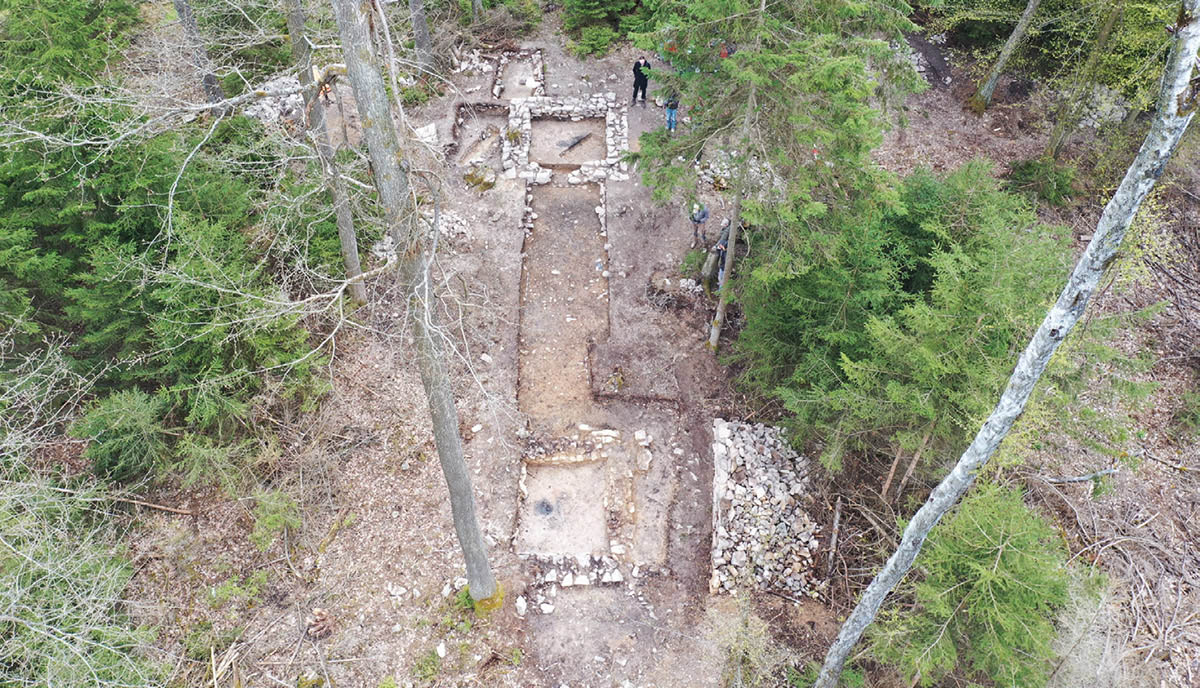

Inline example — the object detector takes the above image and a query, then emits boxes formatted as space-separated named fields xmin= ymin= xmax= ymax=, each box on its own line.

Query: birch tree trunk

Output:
xmin=286 ymin=0 xmax=367 ymax=305
xmin=330 ymin=0 xmax=499 ymax=601
xmin=472 ymin=0 xmax=484 ymax=22
xmin=1047 ymin=1 xmax=1124 ymax=159
xmin=815 ymin=3 xmax=1200 ymax=685
xmin=409 ymin=0 xmax=435 ymax=78
xmin=970 ymin=0 xmax=1043 ymax=112
xmin=171 ymin=0 xmax=225 ymax=107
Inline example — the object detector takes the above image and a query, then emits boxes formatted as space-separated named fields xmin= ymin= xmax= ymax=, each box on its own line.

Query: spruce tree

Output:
xmin=630 ymin=0 xmax=923 ymax=346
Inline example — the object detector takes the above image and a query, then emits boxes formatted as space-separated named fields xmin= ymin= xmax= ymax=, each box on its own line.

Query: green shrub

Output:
xmin=412 ymin=648 xmax=442 ymax=682
xmin=572 ymin=25 xmax=620 ymax=57
xmin=71 ymin=390 xmax=169 ymax=482
xmin=787 ymin=662 xmax=865 ymax=687
xmin=564 ymin=0 xmax=636 ymax=32
xmin=183 ymin=621 xmax=242 ymax=660
xmin=208 ymin=570 xmax=268 ymax=608
xmin=250 ymin=489 xmax=301 ymax=552
xmin=918 ymin=1 xmax=1176 ymax=103
xmin=1007 ymin=157 xmax=1076 ymax=207
xmin=870 ymin=484 xmax=1070 ymax=687
xmin=401 ymin=82 xmax=441 ymax=107
xmin=501 ymin=0 xmax=542 ymax=31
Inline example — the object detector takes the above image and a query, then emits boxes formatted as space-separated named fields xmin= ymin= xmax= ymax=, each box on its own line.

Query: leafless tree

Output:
xmin=286 ymin=0 xmax=368 ymax=304
xmin=409 ymin=0 xmax=436 ymax=78
xmin=329 ymin=0 xmax=498 ymax=601
xmin=815 ymin=2 xmax=1200 ymax=684
xmin=171 ymin=0 xmax=226 ymax=107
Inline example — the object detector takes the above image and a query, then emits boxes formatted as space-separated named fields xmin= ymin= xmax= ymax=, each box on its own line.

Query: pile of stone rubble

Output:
xmin=451 ymin=48 xmax=493 ymax=75
xmin=1081 ymin=84 xmax=1131 ymax=129
xmin=242 ymin=75 xmax=305 ymax=124
xmin=370 ymin=207 xmax=470 ymax=259
xmin=696 ymin=149 xmax=784 ymax=195
xmin=710 ymin=419 xmax=824 ymax=598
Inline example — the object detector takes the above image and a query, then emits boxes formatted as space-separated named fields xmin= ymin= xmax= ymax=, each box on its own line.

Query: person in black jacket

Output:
xmin=632 ymin=57 xmax=650 ymax=106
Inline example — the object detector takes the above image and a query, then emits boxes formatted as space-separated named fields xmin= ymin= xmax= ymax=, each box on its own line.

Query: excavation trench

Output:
xmin=516 ymin=178 xmax=609 ymax=432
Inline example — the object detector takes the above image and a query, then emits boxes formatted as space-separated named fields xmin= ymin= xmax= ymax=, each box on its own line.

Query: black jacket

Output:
xmin=633 ymin=60 xmax=650 ymax=84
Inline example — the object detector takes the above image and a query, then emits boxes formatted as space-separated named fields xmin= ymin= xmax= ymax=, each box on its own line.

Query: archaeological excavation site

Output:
xmin=18 ymin=2 xmax=1200 ymax=688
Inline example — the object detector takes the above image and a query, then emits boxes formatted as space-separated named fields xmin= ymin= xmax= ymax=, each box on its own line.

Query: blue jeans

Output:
xmin=665 ymin=108 xmax=678 ymax=131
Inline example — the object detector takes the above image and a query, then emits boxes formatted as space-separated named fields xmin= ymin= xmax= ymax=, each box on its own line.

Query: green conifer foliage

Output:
xmin=739 ymin=161 xmax=1068 ymax=469
xmin=816 ymin=162 xmax=1069 ymax=468
xmin=870 ymin=484 xmax=1071 ymax=687
xmin=0 ymin=0 xmax=139 ymax=86
xmin=564 ymin=0 xmax=637 ymax=32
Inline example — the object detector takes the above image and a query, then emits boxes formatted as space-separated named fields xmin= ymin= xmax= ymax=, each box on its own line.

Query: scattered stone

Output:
xmin=637 ymin=449 xmax=653 ymax=472
xmin=414 ymin=123 xmax=438 ymax=147
xmin=436 ymin=641 xmax=447 ymax=658
xmin=516 ymin=596 xmax=528 ymax=617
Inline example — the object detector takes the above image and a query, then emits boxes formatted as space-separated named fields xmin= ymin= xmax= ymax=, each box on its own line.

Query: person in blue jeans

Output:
xmin=665 ymin=94 xmax=679 ymax=132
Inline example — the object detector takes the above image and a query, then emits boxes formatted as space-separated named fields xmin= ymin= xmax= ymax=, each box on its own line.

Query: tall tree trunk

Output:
xmin=706 ymin=186 xmax=745 ymax=349
xmin=970 ymin=0 xmax=1043 ymax=112
xmin=707 ymin=0 xmax=766 ymax=350
xmin=329 ymin=0 xmax=498 ymax=601
xmin=286 ymin=0 xmax=367 ymax=305
xmin=1047 ymin=1 xmax=1124 ymax=159
xmin=472 ymin=0 xmax=484 ymax=22
xmin=409 ymin=0 xmax=435 ymax=78
xmin=814 ymin=4 xmax=1200 ymax=685
xmin=172 ymin=0 xmax=225 ymax=107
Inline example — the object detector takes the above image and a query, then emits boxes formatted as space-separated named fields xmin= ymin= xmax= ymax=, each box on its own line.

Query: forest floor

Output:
xmin=121 ymin=15 xmax=1199 ymax=688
